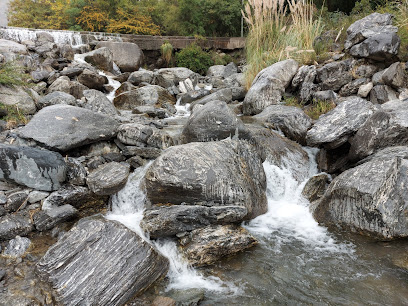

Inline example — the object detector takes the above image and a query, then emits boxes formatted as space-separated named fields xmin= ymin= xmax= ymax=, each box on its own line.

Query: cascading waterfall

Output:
xmin=175 ymin=97 xmax=191 ymax=117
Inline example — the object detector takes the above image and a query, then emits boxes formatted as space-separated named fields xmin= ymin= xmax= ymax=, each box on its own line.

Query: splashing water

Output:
xmin=175 ymin=97 xmax=191 ymax=117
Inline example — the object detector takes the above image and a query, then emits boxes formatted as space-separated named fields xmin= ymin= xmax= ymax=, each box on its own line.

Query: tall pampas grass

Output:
xmin=243 ymin=0 xmax=323 ymax=89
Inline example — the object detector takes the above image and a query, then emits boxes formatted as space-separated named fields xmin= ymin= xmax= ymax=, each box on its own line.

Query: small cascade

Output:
xmin=174 ymin=97 xmax=191 ymax=117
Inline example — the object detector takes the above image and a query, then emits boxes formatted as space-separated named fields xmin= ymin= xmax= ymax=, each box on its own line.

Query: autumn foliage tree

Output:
xmin=106 ymin=7 xmax=160 ymax=35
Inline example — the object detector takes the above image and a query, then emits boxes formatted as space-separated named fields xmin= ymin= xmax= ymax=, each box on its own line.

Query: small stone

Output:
xmin=3 ymin=235 xmax=31 ymax=258
xmin=28 ymin=191 xmax=49 ymax=204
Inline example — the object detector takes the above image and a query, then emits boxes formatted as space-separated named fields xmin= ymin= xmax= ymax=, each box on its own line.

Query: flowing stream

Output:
xmin=104 ymin=147 xmax=408 ymax=304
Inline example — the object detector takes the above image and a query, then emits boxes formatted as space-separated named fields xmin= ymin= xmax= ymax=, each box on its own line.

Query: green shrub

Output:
xmin=160 ymin=41 xmax=173 ymax=67
xmin=175 ymin=43 xmax=213 ymax=75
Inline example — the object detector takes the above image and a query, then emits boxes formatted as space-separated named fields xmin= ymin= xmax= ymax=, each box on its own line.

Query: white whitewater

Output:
xmin=106 ymin=162 xmax=237 ymax=294
xmin=174 ymin=97 xmax=191 ymax=117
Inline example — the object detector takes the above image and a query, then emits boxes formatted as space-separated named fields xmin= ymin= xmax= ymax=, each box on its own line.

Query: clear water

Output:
xmin=105 ymin=147 xmax=408 ymax=304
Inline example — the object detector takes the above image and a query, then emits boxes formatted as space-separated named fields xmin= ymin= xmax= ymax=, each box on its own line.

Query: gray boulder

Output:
xmin=0 ymin=144 xmax=66 ymax=191
xmin=77 ymin=69 xmax=108 ymax=91
xmin=38 ymin=91 xmax=77 ymax=109
xmin=370 ymin=85 xmax=398 ymax=104
xmin=141 ymin=205 xmax=248 ymax=239
xmin=316 ymin=60 xmax=353 ymax=91
xmin=312 ymin=90 xmax=337 ymax=102
xmin=339 ymin=78 xmax=370 ymax=97
xmin=382 ymin=62 xmax=408 ymax=89
xmin=349 ymin=32 xmax=400 ymax=61
xmin=84 ymin=47 xmax=114 ymax=72
xmin=127 ymin=70 xmax=154 ymax=85
xmin=350 ymin=99 xmax=408 ymax=160
xmin=292 ymin=65 xmax=318 ymax=102
xmin=0 ymin=212 xmax=33 ymax=241
xmin=314 ymin=154 xmax=408 ymax=239
xmin=36 ymin=217 xmax=169 ymax=306
xmin=0 ymin=39 xmax=28 ymax=55
xmin=86 ymin=162 xmax=130 ymax=196
xmin=47 ymin=76 xmax=88 ymax=99
xmin=191 ymin=88 xmax=233 ymax=107
xmin=117 ymin=123 xmax=153 ymax=146
xmin=96 ymin=41 xmax=144 ymax=72
xmin=358 ymin=82 xmax=374 ymax=98
xmin=306 ymin=97 xmax=377 ymax=149
xmin=5 ymin=190 xmax=29 ymax=213
xmin=144 ymin=139 xmax=267 ymax=220
xmin=179 ymin=224 xmax=257 ymax=267
xmin=82 ymin=89 xmax=118 ymax=116
xmin=0 ymin=85 xmax=37 ymax=115
xmin=18 ymin=105 xmax=119 ymax=151
xmin=154 ymin=68 xmax=196 ymax=88
xmin=182 ymin=100 xmax=247 ymax=143
xmin=243 ymin=59 xmax=299 ymax=115
xmin=42 ymin=185 xmax=93 ymax=210
xmin=34 ymin=204 xmax=78 ymax=231
xmin=301 ymin=173 xmax=330 ymax=203
xmin=254 ymin=105 xmax=312 ymax=145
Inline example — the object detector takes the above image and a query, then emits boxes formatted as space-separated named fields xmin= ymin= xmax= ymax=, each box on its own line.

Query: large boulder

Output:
xmin=0 ymin=39 xmax=28 ymax=55
xmin=314 ymin=152 xmax=408 ymax=239
xmin=47 ymin=76 xmax=88 ymax=99
xmin=179 ymin=224 xmax=257 ymax=267
xmin=382 ymin=62 xmax=408 ymax=89
xmin=370 ymin=85 xmax=398 ymax=104
xmin=96 ymin=41 xmax=144 ymax=73
xmin=182 ymin=100 xmax=247 ymax=143
xmin=113 ymin=85 xmax=176 ymax=112
xmin=345 ymin=13 xmax=400 ymax=61
xmin=127 ymin=70 xmax=154 ymax=85
xmin=0 ymin=85 xmax=37 ymax=114
xmin=243 ymin=59 xmax=299 ymax=115
xmin=37 ymin=91 xmax=77 ymax=109
xmin=18 ymin=105 xmax=119 ymax=151
xmin=306 ymin=98 xmax=377 ymax=149
xmin=141 ymin=205 xmax=248 ymax=239
xmin=350 ymin=99 xmax=408 ymax=160
xmin=191 ymin=88 xmax=233 ymax=107
xmin=77 ymin=69 xmax=108 ymax=91
xmin=316 ymin=60 xmax=353 ymax=91
xmin=292 ymin=65 xmax=318 ymax=102
xmin=82 ymin=89 xmax=118 ymax=116
xmin=144 ymin=139 xmax=267 ymax=220
xmin=86 ymin=162 xmax=130 ymax=196
xmin=154 ymin=68 xmax=196 ymax=88
xmin=84 ymin=47 xmax=114 ymax=72
xmin=36 ymin=217 xmax=169 ymax=305
xmin=0 ymin=144 xmax=66 ymax=191
xmin=254 ymin=105 xmax=312 ymax=145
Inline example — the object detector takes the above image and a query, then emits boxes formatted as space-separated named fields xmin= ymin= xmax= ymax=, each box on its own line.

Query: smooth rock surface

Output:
xmin=144 ymin=139 xmax=267 ymax=220
xmin=154 ymin=68 xmax=196 ymax=88
xmin=18 ymin=105 xmax=119 ymax=151
xmin=84 ymin=47 xmax=113 ymax=72
xmin=0 ymin=144 xmax=66 ymax=191
xmin=36 ymin=217 xmax=169 ymax=306
xmin=87 ymin=162 xmax=130 ymax=196
xmin=96 ymin=41 xmax=144 ymax=72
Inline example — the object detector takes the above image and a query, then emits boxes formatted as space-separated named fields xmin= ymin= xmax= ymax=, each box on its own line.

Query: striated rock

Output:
xmin=301 ymin=173 xmax=330 ymax=203
xmin=144 ymin=139 xmax=267 ymax=220
xmin=350 ymin=99 xmax=408 ymax=160
xmin=370 ymin=85 xmax=398 ymax=104
xmin=114 ymin=85 xmax=176 ymax=111
xmin=117 ymin=123 xmax=153 ymax=146
xmin=243 ymin=59 xmax=299 ymax=115
xmin=77 ymin=69 xmax=108 ymax=91
xmin=33 ymin=204 xmax=78 ymax=231
xmin=0 ymin=85 xmax=37 ymax=115
xmin=141 ymin=205 xmax=248 ymax=238
xmin=292 ymin=65 xmax=318 ymax=102
xmin=154 ymin=68 xmax=196 ymax=88
xmin=0 ymin=212 xmax=33 ymax=241
xmin=41 ymin=185 xmax=96 ymax=211
xmin=314 ymin=155 xmax=408 ymax=239
xmin=4 ymin=190 xmax=29 ymax=213
xmin=96 ymin=41 xmax=144 ymax=72
xmin=82 ymin=89 xmax=117 ymax=116
xmin=128 ymin=70 xmax=154 ymax=85
xmin=37 ymin=91 xmax=77 ymax=109
xmin=36 ymin=217 xmax=169 ymax=306
xmin=182 ymin=100 xmax=247 ymax=143
xmin=87 ymin=162 xmax=130 ymax=196
xmin=254 ymin=105 xmax=312 ymax=145
xmin=316 ymin=60 xmax=353 ymax=91
xmin=306 ymin=98 xmax=377 ymax=149
xmin=19 ymin=105 xmax=119 ymax=151
xmin=179 ymin=224 xmax=257 ymax=267
xmin=84 ymin=47 xmax=113 ymax=72
xmin=2 ymin=235 xmax=31 ymax=258
xmin=66 ymin=158 xmax=87 ymax=186
xmin=0 ymin=144 xmax=66 ymax=191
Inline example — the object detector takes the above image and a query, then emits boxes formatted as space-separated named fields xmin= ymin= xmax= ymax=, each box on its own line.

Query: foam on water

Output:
xmin=175 ymin=97 xmax=191 ymax=117
xmin=2 ymin=27 xmax=84 ymax=45
xmin=106 ymin=162 xmax=237 ymax=294
xmin=245 ymin=148 xmax=353 ymax=254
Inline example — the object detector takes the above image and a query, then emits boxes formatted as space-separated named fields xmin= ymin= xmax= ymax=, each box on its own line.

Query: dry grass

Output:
xmin=160 ymin=41 xmax=173 ymax=67
xmin=243 ymin=0 xmax=323 ymax=89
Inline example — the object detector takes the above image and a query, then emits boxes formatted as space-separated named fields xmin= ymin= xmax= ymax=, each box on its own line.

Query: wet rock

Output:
xmin=84 ymin=47 xmax=114 ymax=72
xmin=33 ymin=204 xmax=78 ymax=231
xmin=182 ymin=100 xmax=247 ymax=143
xmin=0 ymin=85 xmax=37 ymax=115
xmin=3 ymin=236 xmax=31 ymax=258
xmin=350 ymin=99 xmax=408 ymax=160
xmin=316 ymin=60 xmax=353 ymax=91
xmin=144 ymin=139 xmax=267 ymax=220
xmin=77 ymin=69 xmax=108 ymax=91
xmin=18 ymin=105 xmax=119 ymax=151
xmin=87 ymin=162 xmax=130 ymax=196
xmin=306 ymin=97 xmax=377 ymax=149
xmin=0 ymin=212 xmax=33 ymax=241
xmin=254 ymin=105 xmax=312 ymax=145
xmin=27 ymin=191 xmax=49 ymax=204
xmin=339 ymin=78 xmax=370 ymax=97
xmin=0 ymin=144 xmax=66 ymax=191
xmin=243 ymin=59 xmax=299 ymax=115
xmin=314 ymin=155 xmax=408 ymax=239
xmin=127 ymin=70 xmax=154 ymax=85
xmin=358 ymin=82 xmax=374 ymax=98
xmin=37 ymin=91 xmax=77 ymax=109
xmin=370 ymin=85 xmax=398 ymax=104
xmin=113 ymin=85 xmax=176 ymax=112
xmin=179 ymin=224 xmax=257 ymax=267
xmin=141 ymin=205 xmax=248 ymax=239
xmin=36 ymin=216 xmax=169 ymax=305
xmin=82 ymin=89 xmax=118 ymax=116
xmin=154 ymin=68 xmax=196 ymax=88
xmin=301 ymin=173 xmax=330 ymax=203
xmin=246 ymin=126 xmax=310 ymax=183
xmin=96 ymin=41 xmax=144 ymax=72
xmin=191 ymin=88 xmax=233 ymax=107
xmin=66 ymin=157 xmax=87 ymax=186
xmin=382 ymin=62 xmax=408 ymax=89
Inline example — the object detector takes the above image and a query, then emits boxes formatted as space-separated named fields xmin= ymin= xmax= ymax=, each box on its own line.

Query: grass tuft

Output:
xmin=0 ymin=61 xmax=28 ymax=87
